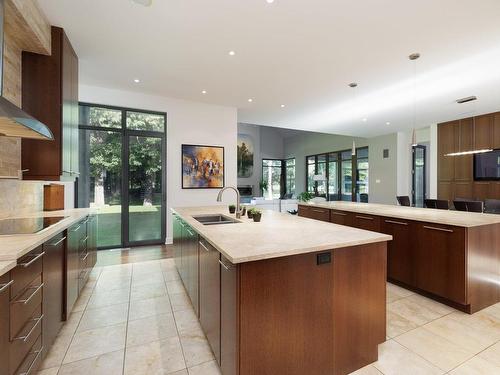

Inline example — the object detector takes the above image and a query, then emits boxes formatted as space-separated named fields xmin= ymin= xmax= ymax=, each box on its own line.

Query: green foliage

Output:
xmin=229 ymin=204 xmax=236 ymax=209
xmin=297 ymin=192 xmax=315 ymax=202
xmin=259 ymin=179 xmax=268 ymax=192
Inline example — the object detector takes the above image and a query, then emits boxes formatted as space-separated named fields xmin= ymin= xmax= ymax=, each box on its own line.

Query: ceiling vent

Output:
xmin=456 ymin=96 xmax=477 ymax=104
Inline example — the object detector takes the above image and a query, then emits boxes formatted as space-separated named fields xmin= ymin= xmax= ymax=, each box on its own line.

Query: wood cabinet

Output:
xmin=381 ymin=218 xmax=415 ymax=286
xmin=458 ymin=118 xmax=474 ymax=152
xmin=42 ymin=233 xmax=66 ymax=354
xmin=220 ymin=255 xmax=238 ymax=375
xmin=329 ymin=210 xmax=353 ymax=226
xmin=22 ymin=26 xmax=79 ymax=180
xmin=298 ymin=205 xmax=330 ymax=222
xmin=175 ymin=222 xmax=199 ymax=317
xmin=66 ymin=221 xmax=81 ymax=315
xmin=199 ymin=238 xmax=221 ymax=364
xmin=438 ymin=121 xmax=457 ymax=182
xmin=474 ymin=114 xmax=493 ymax=150
xmin=351 ymin=213 xmax=380 ymax=232
xmin=494 ymin=113 xmax=500 ymax=149
xmin=415 ymin=223 xmax=467 ymax=304
xmin=173 ymin=215 xmax=183 ymax=271
xmin=0 ymin=273 xmax=11 ymax=375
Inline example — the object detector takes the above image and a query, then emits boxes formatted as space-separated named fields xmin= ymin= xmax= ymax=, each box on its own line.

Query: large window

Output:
xmin=78 ymin=103 xmax=166 ymax=249
xmin=285 ymin=158 xmax=296 ymax=197
xmin=262 ymin=159 xmax=283 ymax=199
xmin=306 ymin=147 xmax=368 ymax=202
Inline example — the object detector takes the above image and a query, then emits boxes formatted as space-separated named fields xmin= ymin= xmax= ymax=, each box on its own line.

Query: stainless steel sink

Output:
xmin=193 ymin=214 xmax=240 ymax=225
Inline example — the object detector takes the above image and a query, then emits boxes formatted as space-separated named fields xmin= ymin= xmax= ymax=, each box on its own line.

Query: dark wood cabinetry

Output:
xmin=415 ymin=223 xmax=467 ymax=304
xmin=352 ymin=213 xmax=380 ymax=232
xmin=298 ymin=205 xmax=330 ymax=222
xmin=494 ymin=113 xmax=500 ymax=149
xmin=474 ymin=114 xmax=493 ymax=150
xmin=22 ymin=26 xmax=79 ymax=180
xmin=0 ymin=273 xmax=11 ymax=375
xmin=438 ymin=121 xmax=457 ymax=182
xmin=220 ymin=255 xmax=238 ymax=375
xmin=330 ymin=210 xmax=353 ymax=226
xmin=42 ymin=233 xmax=66 ymax=354
xmin=199 ymin=238 xmax=221 ymax=364
xmin=66 ymin=221 xmax=83 ymax=315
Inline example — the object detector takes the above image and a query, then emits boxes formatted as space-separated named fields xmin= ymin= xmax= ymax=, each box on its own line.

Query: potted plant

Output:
xmin=247 ymin=207 xmax=254 ymax=219
xmin=252 ymin=208 xmax=262 ymax=222
xmin=297 ymin=192 xmax=315 ymax=202
xmin=228 ymin=204 xmax=236 ymax=214
xmin=240 ymin=205 xmax=247 ymax=216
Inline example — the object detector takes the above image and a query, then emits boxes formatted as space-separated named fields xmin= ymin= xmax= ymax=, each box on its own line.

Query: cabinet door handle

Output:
xmin=356 ymin=215 xmax=374 ymax=221
xmin=423 ymin=225 xmax=453 ymax=233
xmin=0 ymin=280 xmax=14 ymax=293
xmin=385 ymin=220 xmax=408 ymax=226
xmin=199 ymin=241 xmax=209 ymax=252
xmin=312 ymin=209 xmax=325 ymax=213
xmin=80 ymin=252 xmax=89 ymax=262
xmin=19 ymin=346 xmax=44 ymax=375
xmin=331 ymin=211 xmax=347 ymax=216
xmin=186 ymin=229 xmax=194 ymax=236
xmin=81 ymin=236 xmax=89 ymax=243
xmin=13 ymin=283 xmax=44 ymax=305
xmin=13 ymin=315 xmax=43 ymax=342
xmin=219 ymin=259 xmax=234 ymax=271
xmin=70 ymin=225 xmax=81 ymax=232
xmin=48 ymin=236 xmax=66 ymax=247
xmin=18 ymin=252 xmax=45 ymax=268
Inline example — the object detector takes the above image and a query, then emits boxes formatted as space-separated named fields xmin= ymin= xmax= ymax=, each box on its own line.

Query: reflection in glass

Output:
xmin=79 ymin=106 xmax=122 ymax=128
xmin=126 ymin=111 xmax=165 ymax=132
xmin=285 ymin=158 xmax=296 ymax=197
xmin=262 ymin=159 xmax=283 ymax=199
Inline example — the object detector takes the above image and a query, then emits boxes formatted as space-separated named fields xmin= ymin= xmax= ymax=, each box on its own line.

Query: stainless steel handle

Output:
xmin=70 ymin=225 xmax=81 ymax=232
xmin=199 ymin=241 xmax=209 ymax=252
xmin=312 ymin=209 xmax=325 ymax=213
xmin=356 ymin=215 xmax=374 ymax=221
xmin=186 ymin=229 xmax=194 ymax=236
xmin=18 ymin=252 xmax=45 ymax=268
xmin=219 ymin=259 xmax=234 ymax=271
xmin=80 ymin=252 xmax=89 ymax=262
xmin=13 ymin=315 xmax=43 ymax=342
xmin=81 ymin=236 xmax=89 ymax=243
xmin=83 ymin=218 xmax=90 ymax=224
xmin=0 ymin=280 xmax=14 ymax=293
xmin=423 ymin=225 xmax=453 ymax=233
xmin=48 ymin=236 xmax=66 ymax=247
xmin=331 ymin=211 xmax=347 ymax=216
xmin=13 ymin=283 xmax=44 ymax=305
xmin=385 ymin=220 xmax=408 ymax=226
xmin=19 ymin=346 xmax=44 ymax=375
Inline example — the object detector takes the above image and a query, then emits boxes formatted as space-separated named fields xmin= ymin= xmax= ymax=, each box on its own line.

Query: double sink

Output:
xmin=193 ymin=214 xmax=241 ymax=226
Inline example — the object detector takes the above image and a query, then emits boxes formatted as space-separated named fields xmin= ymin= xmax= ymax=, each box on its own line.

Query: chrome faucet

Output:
xmin=217 ymin=186 xmax=242 ymax=218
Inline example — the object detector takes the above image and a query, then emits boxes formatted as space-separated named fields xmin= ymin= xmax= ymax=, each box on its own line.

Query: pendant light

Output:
xmin=409 ymin=53 xmax=420 ymax=147
xmin=349 ymin=82 xmax=358 ymax=156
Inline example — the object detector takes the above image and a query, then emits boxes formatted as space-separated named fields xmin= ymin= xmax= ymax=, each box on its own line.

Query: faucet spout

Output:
xmin=217 ymin=186 xmax=242 ymax=218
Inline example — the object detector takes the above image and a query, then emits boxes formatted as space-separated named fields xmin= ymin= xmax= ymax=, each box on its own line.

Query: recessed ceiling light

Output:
xmin=228 ymin=51 xmax=236 ymax=56
xmin=201 ymin=90 xmax=207 ymax=94
xmin=133 ymin=79 xmax=140 ymax=83
xmin=248 ymin=98 xmax=253 ymax=103
xmin=280 ymin=104 xmax=286 ymax=108
xmin=386 ymin=122 xmax=391 ymax=125
xmin=266 ymin=0 xmax=275 ymax=3
xmin=362 ymin=118 xmax=367 ymax=122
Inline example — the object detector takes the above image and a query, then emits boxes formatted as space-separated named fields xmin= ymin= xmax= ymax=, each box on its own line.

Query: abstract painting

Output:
xmin=182 ymin=144 xmax=224 ymax=189
xmin=237 ymin=134 xmax=254 ymax=178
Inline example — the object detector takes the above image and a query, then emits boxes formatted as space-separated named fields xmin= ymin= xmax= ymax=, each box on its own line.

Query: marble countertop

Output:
xmin=0 ymin=209 xmax=94 ymax=272
xmin=172 ymin=206 xmax=392 ymax=264
xmin=298 ymin=201 xmax=500 ymax=228
xmin=0 ymin=260 xmax=16 ymax=276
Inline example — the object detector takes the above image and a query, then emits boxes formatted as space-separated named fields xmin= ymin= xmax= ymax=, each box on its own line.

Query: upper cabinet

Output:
xmin=473 ymin=114 xmax=493 ymax=150
xmin=438 ymin=121 xmax=457 ymax=181
xmin=458 ymin=118 xmax=473 ymax=152
xmin=21 ymin=27 xmax=79 ymax=181
xmin=494 ymin=113 xmax=500 ymax=150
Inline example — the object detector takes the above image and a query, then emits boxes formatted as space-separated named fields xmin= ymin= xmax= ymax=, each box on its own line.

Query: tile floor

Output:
xmin=38 ymin=258 xmax=500 ymax=375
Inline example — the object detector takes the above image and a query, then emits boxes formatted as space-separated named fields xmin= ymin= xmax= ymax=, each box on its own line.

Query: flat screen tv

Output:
xmin=474 ymin=149 xmax=500 ymax=181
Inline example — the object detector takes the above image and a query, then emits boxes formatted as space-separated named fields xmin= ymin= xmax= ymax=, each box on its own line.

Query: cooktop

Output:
xmin=0 ymin=216 xmax=68 ymax=235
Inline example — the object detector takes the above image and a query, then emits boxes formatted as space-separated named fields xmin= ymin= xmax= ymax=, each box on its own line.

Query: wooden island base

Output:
xmin=234 ymin=242 xmax=387 ymax=375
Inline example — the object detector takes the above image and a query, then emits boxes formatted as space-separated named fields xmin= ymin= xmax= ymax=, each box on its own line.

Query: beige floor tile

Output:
xmin=174 ymin=309 xmax=203 ymax=334
xmin=170 ymin=292 xmax=193 ymax=312
xmin=163 ymin=270 xmax=181 ymax=282
xmin=72 ymin=292 xmax=92 ymax=313
xmin=167 ymin=279 xmax=186 ymax=294
xmin=40 ymin=334 xmax=73 ymax=369
xmin=386 ymin=309 xmax=419 ymax=338
xmin=179 ymin=328 xmax=214 ymax=368
xmin=188 ymin=360 xmax=222 ymax=375
xmin=447 ymin=309 xmax=500 ymax=341
xmin=63 ymin=323 xmax=126 ymax=364
xmin=78 ymin=303 xmax=129 ymax=332
xmin=478 ymin=341 xmax=500 ymax=366
xmin=58 ymin=311 xmax=83 ymax=337
xmin=58 ymin=350 xmax=124 ymax=375
xmin=405 ymin=294 xmax=454 ymax=315
xmin=373 ymin=340 xmax=444 ymax=375
xmin=386 ymin=283 xmax=414 ymax=304
xmin=133 ymin=261 xmax=162 ymax=275
xmin=94 ymin=276 xmax=131 ymax=291
xmin=129 ymin=295 xmax=172 ymax=321
xmin=348 ymin=364 xmax=383 ymax=375
xmin=395 ymin=327 xmax=475 ymax=371
xmin=131 ymin=282 xmax=168 ymax=301
xmin=160 ymin=258 xmax=177 ymax=271
xmin=423 ymin=315 xmax=497 ymax=354
xmin=131 ymin=271 xmax=165 ymax=287
xmin=387 ymin=295 xmax=450 ymax=327
xmin=87 ymin=288 xmax=130 ymax=309
xmin=124 ymin=336 xmax=186 ymax=375
xmin=449 ymin=355 xmax=500 ymax=375
xmin=127 ymin=313 xmax=178 ymax=347
xmin=37 ymin=367 xmax=60 ymax=375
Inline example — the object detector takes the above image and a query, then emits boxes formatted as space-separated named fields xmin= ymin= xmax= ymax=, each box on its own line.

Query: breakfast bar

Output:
xmin=172 ymin=206 xmax=392 ymax=375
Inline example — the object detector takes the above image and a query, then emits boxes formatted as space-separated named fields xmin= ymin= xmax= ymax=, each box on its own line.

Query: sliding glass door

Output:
xmin=78 ymin=104 xmax=166 ymax=249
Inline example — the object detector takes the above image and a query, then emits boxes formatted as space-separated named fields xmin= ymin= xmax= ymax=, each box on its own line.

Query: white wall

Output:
xmin=368 ymin=133 xmax=399 ymax=205
xmin=79 ymin=85 xmax=237 ymax=243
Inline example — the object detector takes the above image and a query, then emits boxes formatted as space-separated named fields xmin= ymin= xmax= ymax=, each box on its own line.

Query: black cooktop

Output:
xmin=0 ymin=216 xmax=68 ymax=235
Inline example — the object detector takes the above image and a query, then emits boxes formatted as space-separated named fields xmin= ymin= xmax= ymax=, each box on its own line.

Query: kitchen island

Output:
xmin=172 ymin=206 xmax=392 ymax=375
xmin=298 ymin=201 xmax=500 ymax=314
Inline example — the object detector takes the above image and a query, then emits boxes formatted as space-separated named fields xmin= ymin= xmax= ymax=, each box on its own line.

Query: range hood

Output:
xmin=0 ymin=0 xmax=53 ymax=140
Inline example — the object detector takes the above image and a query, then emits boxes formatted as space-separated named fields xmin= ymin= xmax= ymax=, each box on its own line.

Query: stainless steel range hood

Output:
xmin=0 ymin=0 xmax=53 ymax=140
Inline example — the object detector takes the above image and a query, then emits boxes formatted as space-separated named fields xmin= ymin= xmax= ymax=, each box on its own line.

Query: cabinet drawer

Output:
xmin=10 ymin=306 xmax=42 ymax=375
xmin=330 ymin=210 xmax=353 ymax=226
xmin=297 ymin=205 xmax=312 ymax=218
xmin=10 ymin=276 xmax=43 ymax=340
xmin=11 ymin=249 xmax=44 ymax=299
xmin=309 ymin=207 xmax=330 ymax=222
xmin=13 ymin=333 xmax=43 ymax=375
xmin=352 ymin=213 xmax=381 ymax=232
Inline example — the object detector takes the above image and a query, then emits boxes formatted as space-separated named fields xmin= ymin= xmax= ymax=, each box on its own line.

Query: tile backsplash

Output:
xmin=0 ymin=180 xmax=44 ymax=219
xmin=0 ymin=137 xmax=21 ymax=177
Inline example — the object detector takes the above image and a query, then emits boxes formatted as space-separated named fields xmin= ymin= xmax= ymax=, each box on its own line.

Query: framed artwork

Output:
xmin=182 ymin=144 xmax=225 ymax=189
xmin=237 ymin=134 xmax=254 ymax=178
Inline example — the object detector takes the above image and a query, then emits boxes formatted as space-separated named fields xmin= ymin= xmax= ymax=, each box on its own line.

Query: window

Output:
xmin=328 ymin=153 xmax=338 ymax=201
xmin=285 ymin=158 xmax=296 ymax=197
xmin=307 ymin=156 xmax=316 ymax=193
xmin=356 ymin=147 xmax=369 ymax=202
xmin=340 ymin=150 xmax=353 ymax=201
xmin=262 ymin=159 xmax=283 ymax=199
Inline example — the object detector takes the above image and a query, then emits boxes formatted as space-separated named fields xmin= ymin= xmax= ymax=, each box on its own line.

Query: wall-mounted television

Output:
xmin=474 ymin=149 xmax=500 ymax=181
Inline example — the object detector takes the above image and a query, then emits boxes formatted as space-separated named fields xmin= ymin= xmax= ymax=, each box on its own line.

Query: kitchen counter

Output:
xmin=299 ymin=201 xmax=500 ymax=227
xmin=0 ymin=260 xmax=16 ymax=276
xmin=172 ymin=206 xmax=392 ymax=264
xmin=0 ymin=208 xmax=94 ymax=266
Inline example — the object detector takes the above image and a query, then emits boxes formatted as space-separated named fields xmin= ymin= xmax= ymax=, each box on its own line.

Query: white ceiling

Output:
xmin=38 ymin=0 xmax=500 ymax=137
